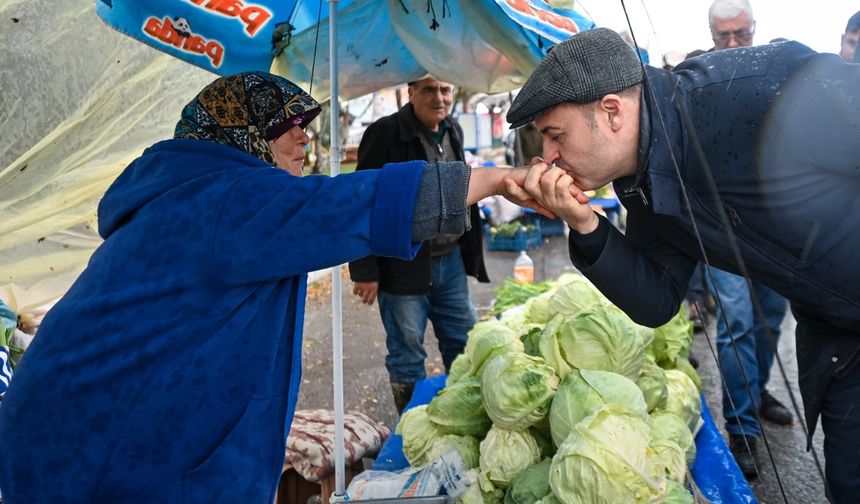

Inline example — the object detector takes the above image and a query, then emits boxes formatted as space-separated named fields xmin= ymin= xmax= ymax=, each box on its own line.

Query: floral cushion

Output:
xmin=286 ymin=409 xmax=390 ymax=482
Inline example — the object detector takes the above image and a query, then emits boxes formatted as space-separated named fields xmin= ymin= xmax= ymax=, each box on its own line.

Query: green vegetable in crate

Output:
xmin=492 ymin=278 xmax=556 ymax=316
xmin=636 ymin=356 xmax=669 ymax=412
xmin=664 ymin=479 xmax=695 ymax=504
xmin=396 ymin=405 xmax=443 ymax=467
xmin=427 ymin=434 xmax=481 ymax=470
xmin=649 ymin=411 xmax=696 ymax=464
xmin=549 ymin=369 xmax=648 ymax=447
xmin=465 ymin=320 xmax=524 ymax=378
xmin=427 ymin=377 xmax=492 ymax=437
xmin=549 ymin=407 xmax=666 ymax=504
xmin=491 ymin=221 xmax=537 ymax=237
xmin=447 ymin=353 xmax=473 ymax=387
xmin=479 ymin=425 xmax=542 ymax=489
xmin=503 ymin=457 xmax=552 ymax=504
xmin=481 ymin=353 xmax=559 ymax=430
xmin=546 ymin=277 xmax=605 ymax=317
xmin=660 ymin=369 xmax=703 ymax=432
xmin=558 ymin=306 xmax=645 ymax=381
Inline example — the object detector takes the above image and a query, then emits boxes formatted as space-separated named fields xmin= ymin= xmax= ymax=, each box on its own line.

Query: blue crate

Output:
xmin=538 ymin=215 xmax=566 ymax=236
xmin=484 ymin=222 xmax=542 ymax=251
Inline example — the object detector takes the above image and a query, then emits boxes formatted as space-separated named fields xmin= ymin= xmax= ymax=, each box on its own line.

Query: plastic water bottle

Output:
xmin=513 ymin=250 xmax=534 ymax=284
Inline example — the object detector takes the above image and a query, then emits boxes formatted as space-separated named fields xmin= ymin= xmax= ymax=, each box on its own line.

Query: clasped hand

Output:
xmin=500 ymin=161 xmax=599 ymax=234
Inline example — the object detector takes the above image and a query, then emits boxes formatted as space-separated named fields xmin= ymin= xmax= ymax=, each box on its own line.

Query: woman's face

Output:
xmin=269 ymin=126 xmax=310 ymax=176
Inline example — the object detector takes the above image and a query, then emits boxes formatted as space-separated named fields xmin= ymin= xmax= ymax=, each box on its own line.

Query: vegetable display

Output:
xmin=399 ymin=272 xmax=701 ymax=503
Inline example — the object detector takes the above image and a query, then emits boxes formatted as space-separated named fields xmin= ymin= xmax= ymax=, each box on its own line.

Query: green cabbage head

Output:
xmin=651 ymin=306 xmax=693 ymax=364
xmin=447 ymin=353 xmax=473 ymax=386
xmin=538 ymin=315 xmax=574 ymax=380
xmin=479 ymin=425 xmax=542 ymax=489
xmin=636 ymin=356 xmax=669 ymax=412
xmin=549 ymin=407 xmax=666 ymax=504
xmin=395 ymin=405 xmax=442 ymax=467
xmin=456 ymin=469 xmax=504 ymax=504
xmin=649 ymin=439 xmax=687 ymax=483
xmin=524 ymin=288 xmax=559 ymax=324
xmin=427 ymin=434 xmax=481 ymax=469
xmin=557 ymin=306 xmax=645 ymax=381
xmin=427 ymin=376 xmax=491 ymax=437
xmin=481 ymin=353 xmax=559 ymax=430
xmin=649 ymin=410 xmax=696 ymax=465
xmin=547 ymin=276 xmax=605 ymax=317
xmin=464 ymin=320 xmax=524 ymax=377
xmin=664 ymin=479 xmax=695 ymax=503
xmin=549 ymin=369 xmax=648 ymax=447
xmin=504 ymin=457 xmax=552 ymax=504
xmin=660 ymin=369 xmax=703 ymax=432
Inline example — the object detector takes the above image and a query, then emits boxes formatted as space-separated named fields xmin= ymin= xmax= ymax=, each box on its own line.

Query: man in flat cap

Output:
xmin=506 ymin=27 xmax=860 ymax=502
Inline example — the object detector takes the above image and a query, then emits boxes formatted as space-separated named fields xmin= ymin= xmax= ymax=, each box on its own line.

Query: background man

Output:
xmin=506 ymin=27 xmax=860 ymax=501
xmin=349 ymin=76 xmax=488 ymax=414
xmin=690 ymin=0 xmax=793 ymax=479
xmin=840 ymin=10 xmax=860 ymax=62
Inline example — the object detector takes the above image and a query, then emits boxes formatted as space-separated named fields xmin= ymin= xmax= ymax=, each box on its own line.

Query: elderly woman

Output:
xmin=0 ymin=72 xmax=535 ymax=502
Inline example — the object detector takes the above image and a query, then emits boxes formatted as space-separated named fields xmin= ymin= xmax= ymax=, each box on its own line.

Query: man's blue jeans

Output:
xmin=377 ymin=247 xmax=478 ymax=384
xmin=708 ymin=267 xmax=788 ymax=437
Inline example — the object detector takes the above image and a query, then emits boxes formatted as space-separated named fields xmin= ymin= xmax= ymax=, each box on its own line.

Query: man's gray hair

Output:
xmin=708 ymin=0 xmax=753 ymax=25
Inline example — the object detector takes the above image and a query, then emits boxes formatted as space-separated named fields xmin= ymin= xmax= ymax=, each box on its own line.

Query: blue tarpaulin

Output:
xmin=96 ymin=0 xmax=595 ymax=101
xmin=374 ymin=375 xmax=758 ymax=504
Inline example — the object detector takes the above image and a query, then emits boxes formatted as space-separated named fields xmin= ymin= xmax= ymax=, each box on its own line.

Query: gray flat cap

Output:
xmin=507 ymin=27 xmax=644 ymax=128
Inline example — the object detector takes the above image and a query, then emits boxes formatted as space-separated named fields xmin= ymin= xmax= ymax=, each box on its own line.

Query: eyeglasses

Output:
xmin=712 ymin=22 xmax=755 ymax=45
xmin=418 ymin=85 xmax=454 ymax=97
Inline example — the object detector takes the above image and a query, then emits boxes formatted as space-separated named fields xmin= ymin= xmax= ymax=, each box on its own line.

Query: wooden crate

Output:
xmin=275 ymin=459 xmax=364 ymax=504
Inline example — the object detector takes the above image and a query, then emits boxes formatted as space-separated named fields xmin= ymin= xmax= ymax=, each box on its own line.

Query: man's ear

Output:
xmin=598 ymin=94 xmax=625 ymax=131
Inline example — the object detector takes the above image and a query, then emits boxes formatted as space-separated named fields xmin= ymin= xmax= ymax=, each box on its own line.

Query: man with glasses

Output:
xmin=349 ymin=76 xmax=489 ymax=414
xmin=709 ymin=0 xmax=755 ymax=49
xmin=687 ymin=0 xmax=793 ymax=480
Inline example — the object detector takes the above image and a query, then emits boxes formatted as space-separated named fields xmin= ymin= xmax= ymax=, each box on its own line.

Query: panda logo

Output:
xmin=172 ymin=16 xmax=192 ymax=38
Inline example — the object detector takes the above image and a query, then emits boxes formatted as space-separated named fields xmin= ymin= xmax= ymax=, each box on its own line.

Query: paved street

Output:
xmin=296 ymin=230 xmax=826 ymax=503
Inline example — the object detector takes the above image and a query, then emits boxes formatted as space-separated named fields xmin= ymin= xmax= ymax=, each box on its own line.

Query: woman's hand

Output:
xmin=505 ymin=163 xmax=599 ymax=233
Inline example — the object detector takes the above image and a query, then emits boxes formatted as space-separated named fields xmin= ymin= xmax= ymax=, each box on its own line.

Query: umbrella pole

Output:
xmin=328 ymin=0 xmax=346 ymax=499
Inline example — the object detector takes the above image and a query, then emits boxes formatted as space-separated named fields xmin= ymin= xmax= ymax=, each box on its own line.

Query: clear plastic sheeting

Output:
xmin=0 ymin=0 xmax=214 ymax=311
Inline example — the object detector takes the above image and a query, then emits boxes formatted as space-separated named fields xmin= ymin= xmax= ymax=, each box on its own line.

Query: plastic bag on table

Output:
xmin=345 ymin=450 xmax=469 ymax=500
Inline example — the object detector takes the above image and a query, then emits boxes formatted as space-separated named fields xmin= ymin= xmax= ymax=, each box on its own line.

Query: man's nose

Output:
xmin=541 ymin=142 xmax=558 ymax=164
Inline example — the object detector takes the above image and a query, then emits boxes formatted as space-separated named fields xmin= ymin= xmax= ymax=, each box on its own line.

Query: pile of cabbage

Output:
xmin=396 ymin=273 xmax=703 ymax=504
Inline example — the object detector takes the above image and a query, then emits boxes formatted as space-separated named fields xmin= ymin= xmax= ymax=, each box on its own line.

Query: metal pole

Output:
xmin=327 ymin=0 xmax=346 ymax=498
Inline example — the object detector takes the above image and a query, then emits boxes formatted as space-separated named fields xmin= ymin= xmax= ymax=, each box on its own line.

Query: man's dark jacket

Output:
xmin=349 ymin=104 xmax=489 ymax=294
xmin=571 ymin=41 xmax=860 ymax=332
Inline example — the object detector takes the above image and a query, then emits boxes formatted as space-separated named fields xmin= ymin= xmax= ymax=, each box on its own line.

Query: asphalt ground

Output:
xmin=295 ymin=229 xmax=827 ymax=504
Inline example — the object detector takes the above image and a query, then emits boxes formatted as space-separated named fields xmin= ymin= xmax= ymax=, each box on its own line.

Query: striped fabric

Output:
xmin=0 ymin=346 xmax=11 ymax=398
xmin=0 ymin=301 xmax=17 ymax=398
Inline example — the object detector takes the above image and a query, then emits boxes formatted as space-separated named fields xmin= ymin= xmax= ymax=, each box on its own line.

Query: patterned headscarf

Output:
xmin=174 ymin=71 xmax=321 ymax=166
